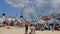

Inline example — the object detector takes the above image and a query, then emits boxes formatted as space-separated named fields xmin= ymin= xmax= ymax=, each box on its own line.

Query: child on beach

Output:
xmin=29 ymin=25 xmax=36 ymax=34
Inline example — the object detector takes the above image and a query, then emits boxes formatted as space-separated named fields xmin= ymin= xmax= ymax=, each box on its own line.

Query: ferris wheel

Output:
xmin=5 ymin=0 xmax=42 ymax=21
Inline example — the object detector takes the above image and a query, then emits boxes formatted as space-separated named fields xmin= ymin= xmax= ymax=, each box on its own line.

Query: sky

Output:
xmin=0 ymin=0 xmax=21 ymax=17
xmin=0 ymin=0 xmax=60 ymax=20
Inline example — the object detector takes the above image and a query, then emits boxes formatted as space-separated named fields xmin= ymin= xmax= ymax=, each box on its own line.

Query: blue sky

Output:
xmin=0 ymin=0 xmax=21 ymax=17
xmin=0 ymin=0 xmax=60 ymax=20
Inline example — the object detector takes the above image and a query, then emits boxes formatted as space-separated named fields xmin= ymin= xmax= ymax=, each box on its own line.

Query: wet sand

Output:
xmin=0 ymin=26 xmax=60 ymax=34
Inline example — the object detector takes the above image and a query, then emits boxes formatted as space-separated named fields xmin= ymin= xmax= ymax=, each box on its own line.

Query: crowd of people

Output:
xmin=0 ymin=17 xmax=60 ymax=34
xmin=0 ymin=17 xmax=35 ymax=34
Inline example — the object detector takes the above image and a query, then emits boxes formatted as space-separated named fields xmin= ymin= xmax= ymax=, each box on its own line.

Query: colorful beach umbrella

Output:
xmin=43 ymin=17 xmax=51 ymax=21
xmin=57 ymin=22 xmax=60 ymax=24
xmin=49 ymin=19 xmax=59 ymax=24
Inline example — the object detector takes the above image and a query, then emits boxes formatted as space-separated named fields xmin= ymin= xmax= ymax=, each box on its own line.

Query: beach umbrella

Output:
xmin=57 ymin=21 xmax=60 ymax=24
xmin=49 ymin=19 xmax=59 ymax=24
xmin=57 ymin=22 xmax=60 ymax=24
xmin=43 ymin=17 xmax=51 ymax=21
xmin=53 ymin=19 xmax=59 ymax=24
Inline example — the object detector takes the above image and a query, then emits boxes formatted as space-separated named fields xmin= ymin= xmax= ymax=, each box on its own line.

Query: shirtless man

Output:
xmin=25 ymin=21 xmax=28 ymax=34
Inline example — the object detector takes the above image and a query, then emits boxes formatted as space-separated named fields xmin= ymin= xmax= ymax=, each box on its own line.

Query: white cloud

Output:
xmin=50 ymin=0 xmax=60 ymax=14
xmin=5 ymin=0 xmax=60 ymax=15
xmin=36 ymin=0 xmax=49 ymax=7
xmin=51 ymin=0 xmax=60 ymax=8
xmin=36 ymin=0 xmax=60 ymax=8
xmin=5 ymin=0 xmax=28 ymax=7
xmin=36 ymin=0 xmax=45 ymax=7
xmin=36 ymin=0 xmax=60 ymax=14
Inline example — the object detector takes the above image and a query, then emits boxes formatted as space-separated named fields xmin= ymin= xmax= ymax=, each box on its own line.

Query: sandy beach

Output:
xmin=0 ymin=26 xmax=60 ymax=34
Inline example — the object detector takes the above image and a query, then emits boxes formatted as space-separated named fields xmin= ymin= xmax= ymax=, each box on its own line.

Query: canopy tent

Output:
xmin=43 ymin=17 xmax=51 ymax=21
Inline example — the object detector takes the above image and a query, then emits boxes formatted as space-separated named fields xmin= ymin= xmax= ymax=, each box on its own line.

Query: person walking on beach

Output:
xmin=25 ymin=21 xmax=28 ymax=34
xmin=51 ymin=23 xmax=55 ymax=32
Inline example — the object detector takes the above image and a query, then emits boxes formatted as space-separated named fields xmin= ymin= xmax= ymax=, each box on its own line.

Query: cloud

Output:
xmin=5 ymin=0 xmax=28 ymax=7
xmin=50 ymin=0 xmax=60 ymax=14
xmin=51 ymin=0 xmax=60 ymax=8
xmin=5 ymin=0 xmax=60 ymax=16
xmin=36 ymin=0 xmax=50 ymax=7
xmin=36 ymin=0 xmax=60 ymax=9
xmin=36 ymin=0 xmax=45 ymax=7
xmin=36 ymin=0 xmax=60 ymax=15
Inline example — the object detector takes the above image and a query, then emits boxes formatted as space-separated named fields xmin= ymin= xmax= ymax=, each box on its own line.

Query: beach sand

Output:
xmin=0 ymin=26 xmax=60 ymax=34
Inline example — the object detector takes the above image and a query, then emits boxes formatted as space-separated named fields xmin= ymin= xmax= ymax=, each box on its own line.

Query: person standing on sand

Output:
xmin=25 ymin=21 xmax=28 ymax=34
xmin=29 ymin=25 xmax=35 ymax=34
xmin=51 ymin=23 xmax=55 ymax=32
